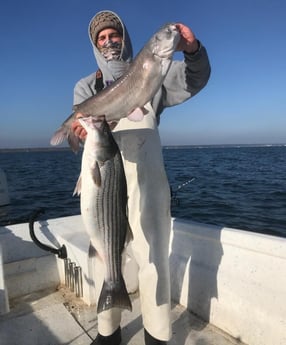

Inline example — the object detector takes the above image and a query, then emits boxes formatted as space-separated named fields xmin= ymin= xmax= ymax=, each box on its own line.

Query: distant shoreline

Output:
xmin=0 ymin=147 xmax=72 ymax=153
xmin=1 ymin=143 xmax=286 ymax=153
xmin=163 ymin=143 xmax=286 ymax=149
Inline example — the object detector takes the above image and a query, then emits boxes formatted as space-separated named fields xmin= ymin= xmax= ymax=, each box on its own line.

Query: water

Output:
xmin=0 ymin=149 xmax=82 ymax=225
xmin=164 ymin=145 xmax=286 ymax=237
xmin=1 ymin=146 xmax=286 ymax=238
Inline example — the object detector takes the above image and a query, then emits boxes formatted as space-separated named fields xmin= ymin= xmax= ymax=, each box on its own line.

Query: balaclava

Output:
xmin=89 ymin=10 xmax=133 ymax=82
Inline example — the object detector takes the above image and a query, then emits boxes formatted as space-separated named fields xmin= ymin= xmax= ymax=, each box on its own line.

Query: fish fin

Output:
xmin=50 ymin=126 xmax=67 ymax=146
xmin=97 ymin=276 xmax=132 ymax=313
xmin=68 ymin=132 xmax=81 ymax=153
xmin=50 ymin=126 xmax=80 ymax=153
xmin=73 ymin=174 xmax=82 ymax=196
xmin=88 ymin=242 xmax=97 ymax=258
xmin=92 ymin=162 xmax=101 ymax=187
xmin=88 ymin=242 xmax=104 ymax=261
xmin=127 ymin=107 xmax=148 ymax=122
xmin=85 ymin=243 xmax=97 ymax=289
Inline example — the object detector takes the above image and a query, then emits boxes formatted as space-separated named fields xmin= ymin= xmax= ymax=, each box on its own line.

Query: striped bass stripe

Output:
xmin=92 ymin=149 xmax=131 ymax=312
xmin=94 ymin=151 xmax=127 ymax=283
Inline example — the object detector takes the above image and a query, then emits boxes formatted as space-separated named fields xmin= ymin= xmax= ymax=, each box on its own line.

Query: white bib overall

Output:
xmin=95 ymin=104 xmax=172 ymax=341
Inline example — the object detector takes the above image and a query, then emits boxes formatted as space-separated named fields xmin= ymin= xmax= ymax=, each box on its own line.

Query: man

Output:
xmin=72 ymin=10 xmax=210 ymax=345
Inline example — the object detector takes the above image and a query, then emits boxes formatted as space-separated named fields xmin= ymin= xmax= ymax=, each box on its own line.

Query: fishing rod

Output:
xmin=170 ymin=177 xmax=196 ymax=206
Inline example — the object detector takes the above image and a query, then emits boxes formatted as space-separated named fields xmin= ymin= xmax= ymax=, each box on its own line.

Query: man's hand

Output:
xmin=71 ymin=113 xmax=87 ymax=141
xmin=175 ymin=23 xmax=199 ymax=54
xmin=71 ymin=113 xmax=118 ymax=140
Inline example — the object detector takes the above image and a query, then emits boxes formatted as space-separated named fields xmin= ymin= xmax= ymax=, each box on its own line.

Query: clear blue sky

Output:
xmin=1 ymin=0 xmax=286 ymax=148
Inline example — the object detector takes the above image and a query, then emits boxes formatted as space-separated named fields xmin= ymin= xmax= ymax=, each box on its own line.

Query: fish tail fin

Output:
xmin=97 ymin=276 xmax=132 ymax=314
xmin=50 ymin=125 xmax=80 ymax=153
xmin=50 ymin=125 xmax=68 ymax=146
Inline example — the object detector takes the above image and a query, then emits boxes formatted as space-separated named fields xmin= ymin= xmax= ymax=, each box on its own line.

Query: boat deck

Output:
xmin=0 ymin=286 xmax=243 ymax=345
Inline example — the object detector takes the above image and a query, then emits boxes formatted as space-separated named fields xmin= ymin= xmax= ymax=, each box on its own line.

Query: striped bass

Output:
xmin=74 ymin=116 xmax=132 ymax=313
xmin=50 ymin=23 xmax=180 ymax=152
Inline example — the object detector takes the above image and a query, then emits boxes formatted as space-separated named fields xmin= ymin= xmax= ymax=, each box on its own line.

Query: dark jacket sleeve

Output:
xmin=152 ymin=42 xmax=211 ymax=117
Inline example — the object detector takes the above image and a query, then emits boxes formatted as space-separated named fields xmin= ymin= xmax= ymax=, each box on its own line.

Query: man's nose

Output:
xmin=103 ymin=39 xmax=113 ymax=47
xmin=105 ymin=35 xmax=115 ymax=42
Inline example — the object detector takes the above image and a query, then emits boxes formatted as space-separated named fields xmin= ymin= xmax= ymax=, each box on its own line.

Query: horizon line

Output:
xmin=1 ymin=142 xmax=286 ymax=152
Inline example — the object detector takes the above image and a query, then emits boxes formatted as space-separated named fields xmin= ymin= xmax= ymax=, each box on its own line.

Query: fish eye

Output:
xmin=155 ymin=34 xmax=163 ymax=42
xmin=165 ymin=27 xmax=172 ymax=37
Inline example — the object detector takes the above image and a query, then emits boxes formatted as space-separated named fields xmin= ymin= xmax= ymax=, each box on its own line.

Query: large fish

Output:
xmin=74 ymin=115 xmax=132 ymax=313
xmin=50 ymin=23 xmax=181 ymax=151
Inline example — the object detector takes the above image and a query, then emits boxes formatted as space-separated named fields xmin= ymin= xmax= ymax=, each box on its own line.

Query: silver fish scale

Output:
xmin=95 ymin=150 xmax=128 ymax=284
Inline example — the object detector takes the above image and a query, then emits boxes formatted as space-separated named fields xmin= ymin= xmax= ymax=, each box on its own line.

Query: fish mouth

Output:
xmin=78 ymin=115 xmax=106 ymax=130
xmin=169 ymin=23 xmax=178 ymax=32
xmin=153 ymin=23 xmax=180 ymax=58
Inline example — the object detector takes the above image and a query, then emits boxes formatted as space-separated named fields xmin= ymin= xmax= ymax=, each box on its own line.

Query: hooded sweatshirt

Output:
xmin=73 ymin=10 xmax=211 ymax=122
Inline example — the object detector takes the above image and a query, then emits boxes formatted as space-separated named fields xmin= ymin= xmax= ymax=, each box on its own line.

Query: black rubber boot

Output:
xmin=144 ymin=329 xmax=167 ymax=345
xmin=90 ymin=327 xmax=121 ymax=345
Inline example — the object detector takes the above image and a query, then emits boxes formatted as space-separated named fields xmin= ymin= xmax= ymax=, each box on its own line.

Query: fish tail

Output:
xmin=50 ymin=125 xmax=80 ymax=153
xmin=50 ymin=126 xmax=68 ymax=146
xmin=97 ymin=276 xmax=132 ymax=314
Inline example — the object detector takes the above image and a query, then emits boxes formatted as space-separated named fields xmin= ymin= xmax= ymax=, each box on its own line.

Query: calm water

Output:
xmin=1 ymin=146 xmax=286 ymax=238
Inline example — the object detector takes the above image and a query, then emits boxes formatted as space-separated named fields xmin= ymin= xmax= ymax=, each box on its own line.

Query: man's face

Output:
xmin=97 ymin=28 xmax=122 ymax=48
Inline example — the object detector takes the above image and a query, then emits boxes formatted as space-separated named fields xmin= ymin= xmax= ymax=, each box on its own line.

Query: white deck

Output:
xmin=1 ymin=215 xmax=286 ymax=345
xmin=0 ymin=286 xmax=241 ymax=345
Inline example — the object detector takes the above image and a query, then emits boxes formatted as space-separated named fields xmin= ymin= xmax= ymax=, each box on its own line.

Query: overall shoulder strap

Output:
xmin=95 ymin=69 xmax=104 ymax=93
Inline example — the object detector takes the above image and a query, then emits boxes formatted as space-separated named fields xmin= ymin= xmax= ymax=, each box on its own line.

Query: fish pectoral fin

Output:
xmin=92 ymin=162 xmax=102 ymax=187
xmin=73 ymin=174 xmax=82 ymax=196
xmin=127 ymin=107 xmax=148 ymax=122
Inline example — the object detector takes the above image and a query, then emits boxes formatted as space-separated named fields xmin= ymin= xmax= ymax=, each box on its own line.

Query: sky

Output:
xmin=1 ymin=0 xmax=286 ymax=148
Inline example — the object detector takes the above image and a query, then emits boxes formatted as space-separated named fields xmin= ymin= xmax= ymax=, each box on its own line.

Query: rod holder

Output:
xmin=64 ymin=258 xmax=71 ymax=287
xmin=74 ymin=266 xmax=83 ymax=297
xmin=69 ymin=262 xmax=76 ymax=292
